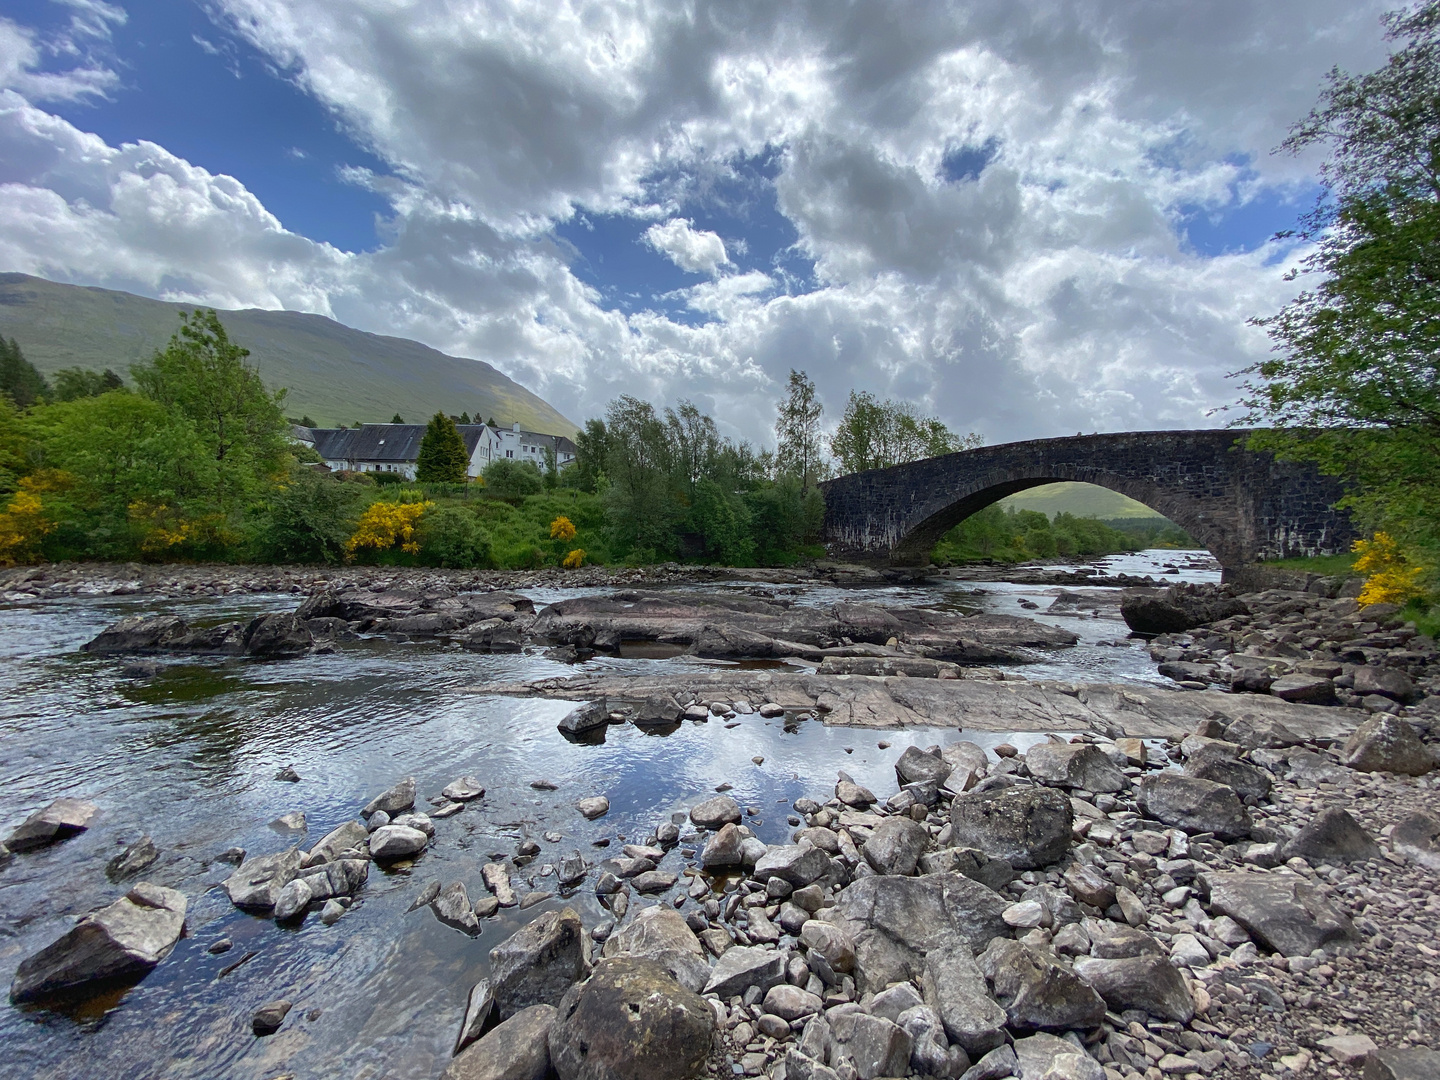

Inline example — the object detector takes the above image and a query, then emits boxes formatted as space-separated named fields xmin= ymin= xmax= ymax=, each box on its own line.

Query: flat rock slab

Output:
xmin=483 ymin=671 xmax=1362 ymax=739
xmin=1205 ymin=869 xmax=1356 ymax=957
xmin=6 ymin=798 xmax=99 ymax=852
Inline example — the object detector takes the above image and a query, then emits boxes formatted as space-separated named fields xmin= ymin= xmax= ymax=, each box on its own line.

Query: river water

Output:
xmin=0 ymin=550 xmax=1215 ymax=1080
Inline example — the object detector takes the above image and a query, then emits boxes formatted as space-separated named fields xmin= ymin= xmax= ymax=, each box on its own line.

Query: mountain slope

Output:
xmin=999 ymin=481 xmax=1166 ymax=519
xmin=0 ymin=274 xmax=578 ymax=435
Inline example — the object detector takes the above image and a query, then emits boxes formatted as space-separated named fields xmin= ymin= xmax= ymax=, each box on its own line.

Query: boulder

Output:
xmin=703 ymin=945 xmax=787 ymax=998
xmin=1353 ymin=666 xmax=1418 ymax=704
xmin=1120 ymin=587 xmax=1246 ymax=634
xmin=862 ymin=817 xmax=929 ymax=876
xmin=765 ymin=984 xmax=824 ymax=1021
xmin=920 ymin=943 xmax=1007 ymax=1055
xmin=1023 ymin=743 xmax=1126 ymax=793
xmin=701 ymin=823 xmax=744 ymax=869
xmin=895 ymin=1003 xmax=966 ymax=1079
xmin=948 ymin=786 xmax=1073 ymax=870
xmin=548 ymin=957 xmax=715 ymax=1080
xmin=754 ymin=844 xmax=832 ymax=887
xmin=307 ymin=819 xmax=369 ymax=863
xmin=9 ymin=882 xmax=187 ymax=1003
xmin=1362 ymin=1048 xmax=1440 ymax=1080
xmin=604 ymin=906 xmax=709 ymax=993
xmin=1013 ymin=1033 xmax=1104 ymax=1080
xmin=1268 ymin=674 xmax=1335 ymax=705
xmin=824 ymin=873 xmax=1009 ymax=995
xmin=1083 ymin=919 xmax=1164 ymax=959
xmin=577 ymin=797 xmax=610 ymax=820
xmin=895 ymin=745 xmax=952 ymax=787
xmin=558 ymin=699 xmax=609 ymax=736
xmin=1342 ymin=716 xmax=1435 ymax=776
xmin=454 ymin=979 xmax=495 ymax=1055
xmin=5 ymin=797 xmax=99 ymax=852
xmin=362 ymin=776 xmax=416 ymax=817
xmin=105 ymin=836 xmax=160 ymax=881
xmin=489 ymin=907 xmax=588 ymax=1019
xmin=1281 ymin=808 xmax=1380 ymax=865
xmin=242 ymin=612 xmax=314 ymax=657
xmin=918 ymin=847 xmax=1014 ymax=892
xmin=1071 ymin=955 xmax=1194 ymax=1022
xmin=1137 ymin=774 xmax=1251 ymax=839
xmin=1183 ymin=752 xmax=1272 ymax=802
xmin=829 ymin=1010 xmax=914 ymax=1080
xmin=799 ymin=921 xmax=857 ymax=973
xmin=443 ymin=777 xmax=486 ymax=802
xmin=1205 ymin=870 xmax=1356 ymax=957
xmin=977 ymin=939 xmax=1106 ymax=1031
xmin=252 ymin=999 xmax=292 ymax=1036
xmin=689 ymin=795 xmax=742 ymax=829
xmin=636 ymin=693 xmax=683 ymax=725
xmin=81 ymin=614 xmax=188 ymax=653
xmin=434 ymin=882 xmax=481 ymax=934
xmin=443 ymin=1003 xmax=556 ymax=1080
xmin=368 ymin=825 xmax=429 ymax=860
xmin=222 ymin=847 xmax=302 ymax=912
xmin=1390 ymin=811 xmax=1440 ymax=872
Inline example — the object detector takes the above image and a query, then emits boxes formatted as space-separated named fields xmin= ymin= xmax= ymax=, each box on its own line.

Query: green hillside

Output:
xmin=0 ymin=274 xmax=578 ymax=435
xmin=998 ymin=481 xmax=1166 ymax=519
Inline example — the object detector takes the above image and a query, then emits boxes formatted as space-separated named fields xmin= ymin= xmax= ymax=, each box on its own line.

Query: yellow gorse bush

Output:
xmin=562 ymin=548 xmax=585 ymax=569
xmin=0 ymin=471 xmax=72 ymax=565
xmin=128 ymin=500 xmax=234 ymax=557
xmin=1352 ymin=531 xmax=1427 ymax=606
xmin=550 ymin=515 xmax=577 ymax=542
xmin=347 ymin=499 xmax=433 ymax=557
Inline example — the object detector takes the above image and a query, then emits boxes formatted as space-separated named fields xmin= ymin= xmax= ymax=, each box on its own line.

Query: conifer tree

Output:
xmin=415 ymin=411 xmax=470 ymax=482
xmin=0 ymin=337 xmax=51 ymax=407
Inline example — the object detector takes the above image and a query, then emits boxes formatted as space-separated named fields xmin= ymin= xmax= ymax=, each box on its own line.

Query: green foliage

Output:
xmin=830 ymin=390 xmax=982 ymax=472
xmin=0 ymin=337 xmax=50 ymax=407
xmin=415 ymin=411 xmax=470 ymax=483
xmin=416 ymin=505 xmax=492 ymax=567
xmin=569 ymin=417 xmax=610 ymax=492
xmin=131 ymin=309 xmax=289 ymax=510
xmin=1239 ymin=3 xmax=1440 ymax=572
xmin=250 ymin=466 xmax=367 ymax=564
xmin=602 ymin=396 xmax=678 ymax=556
xmin=52 ymin=367 xmax=123 ymax=401
xmin=391 ymin=413 xmax=405 ymax=423
xmin=0 ymin=395 xmax=26 ymax=494
xmin=483 ymin=457 xmax=544 ymax=498
xmin=371 ymin=470 xmax=405 ymax=486
xmin=774 ymin=369 xmax=827 ymax=490
xmin=932 ymin=504 xmax=1150 ymax=565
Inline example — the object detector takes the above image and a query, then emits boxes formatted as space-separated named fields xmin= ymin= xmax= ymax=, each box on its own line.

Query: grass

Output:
xmin=1259 ymin=553 xmax=1357 ymax=576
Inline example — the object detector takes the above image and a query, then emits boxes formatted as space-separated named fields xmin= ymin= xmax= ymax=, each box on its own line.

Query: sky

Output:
xmin=0 ymin=0 xmax=1398 ymax=446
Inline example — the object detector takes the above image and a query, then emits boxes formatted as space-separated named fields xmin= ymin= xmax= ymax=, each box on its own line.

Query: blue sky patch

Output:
xmin=941 ymin=138 xmax=1000 ymax=183
xmin=1178 ymin=183 xmax=1318 ymax=258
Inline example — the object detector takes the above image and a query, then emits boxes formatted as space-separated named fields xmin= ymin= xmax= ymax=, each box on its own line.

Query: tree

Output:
xmin=415 ymin=411 xmax=470 ymax=482
xmin=131 ymin=310 xmax=288 ymax=509
xmin=0 ymin=338 xmax=50 ymax=407
xmin=482 ymin=457 xmax=544 ymax=497
xmin=603 ymin=395 xmax=677 ymax=556
xmin=666 ymin=401 xmax=722 ymax=503
xmin=53 ymin=368 xmax=123 ymax=401
xmin=1238 ymin=2 xmax=1440 ymax=556
xmin=830 ymin=391 xmax=983 ymax=472
xmin=251 ymin=466 xmax=365 ymax=564
xmin=774 ymin=370 xmax=827 ymax=490
xmin=391 ymin=413 xmax=405 ymax=423
xmin=458 ymin=411 xmax=471 ymax=424
xmin=569 ymin=418 xmax=610 ymax=493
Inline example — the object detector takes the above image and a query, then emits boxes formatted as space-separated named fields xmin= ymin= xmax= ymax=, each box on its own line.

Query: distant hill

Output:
xmin=999 ymin=481 xmax=1166 ymax=519
xmin=0 ymin=274 xmax=578 ymax=435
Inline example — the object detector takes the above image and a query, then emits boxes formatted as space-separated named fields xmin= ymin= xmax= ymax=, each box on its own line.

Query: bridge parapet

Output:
xmin=818 ymin=429 xmax=1353 ymax=571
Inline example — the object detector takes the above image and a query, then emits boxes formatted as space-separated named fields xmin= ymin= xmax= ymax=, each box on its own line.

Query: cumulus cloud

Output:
xmin=0 ymin=0 xmax=1402 ymax=449
xmin=643 ymin=218 xmax=731 ymax=275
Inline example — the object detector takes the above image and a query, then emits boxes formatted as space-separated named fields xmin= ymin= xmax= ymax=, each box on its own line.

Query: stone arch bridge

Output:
xmin=818 ymin=429 xmax=1353 ymax=572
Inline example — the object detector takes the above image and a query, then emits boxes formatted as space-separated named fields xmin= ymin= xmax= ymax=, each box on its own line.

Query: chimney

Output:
xmin=512 ymin=422 xmax=520 ymax=432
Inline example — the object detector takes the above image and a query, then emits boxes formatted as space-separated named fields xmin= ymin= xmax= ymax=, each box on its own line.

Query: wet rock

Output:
xmin=1390 ymin=810 xmax=1440 ymax=871
xmin=483 ymin=863 xmax=519 ymax=907
xmin=977 ymin=938 xmax=1106 ymax=1030
xmin=489 ymin=907 xmax=588 ymax=1019
xmin=631 ymin=870 xmax=676 ymax=894
xmin=703 ymin=945 xmax=787 ymax=998
xmin=1281 ymin=807 xmax=1380 ymax=864
xmin=948 ymin=786 xmax=1073 ymax=870
xmin=921 ymin=943 xmax=1007 ymax=1056
xmin=270 ymin=810 xmax=307 ymax=832
xmin=1353 ymin=665 xmax=1418 ymax=703
xmin=274 ymin=766 xmax=301 ymax=782
xmin=636 ymin=692 xmax=683 ymax=725
xmin=367 ymin=811 xmax=390 ymax=832
xmin=895 ymin=745 xmax=952 ymax=786
xmin=863 ymin=816 xmax=929 ymax=876
xmin=320 ymin=900 xmax=345 ymax=925
xmin=548 ymin=957 xmax=714 ymax=1080
xmin=243 ymin=612 xmax=313 ymax=657
xmin=454 ymin=978 xmax=495 ymax=1055
xmin=391 ymin=811 xmax=435 ymax=837
xmin=252 ymin=998 xmax=293 ymax=1036
xmin=557 ymin=699 xmax=609 ymax=736
xmin=368 ymin=824 xmax=428 ymax=861
xmin=362 ymin=776 xmax=416 ymax=817
xmin=701 ymin=822 xmax=744 ymax=869
xmin=308 ymin=820 xmax=368 ymax=864
xmin=689 ymin=795 xmax=741 ymax=829
xmin=105 ymin=836 xmax=160 ymax=882
xmin=1268 ymin=674 xmax=1335 ymax=704
xmin=82 ymin=613 xmax=188 ymax=654
xmin=475 ymin=897 xmax=501 ymax=919
xmin=755 ymin=843 xmax=832 ymax=887
xmin=9 ymin=882 xmax=187 ymax=1003
xmin=223 ymin=847 xmax=303 ymax=912
xmin=577 ymin=796 xmax=610 ymax=820
xmin=434 ymin=882 xmax=481 ymax=934
xmin=1137 ymin=773 xmax=1251 ymax=839
xmin=443 ymin=777 xmax=486 ymax=802
xmin=1024 ymin=742 xmax=1126 ymax=793
xmin=836 ymin=779 xmax=877 ymax=807
xmin=1205 ymin=869 xmax=1356 ymax=957
xmin=1120 ymin=587 xmax=1246 ymax=634
xmin=558 ymin=851 xmax=586 ymax=885
xmin=445 ymin=1002 xmax=556 ymax=1080
xmin=604 ymin=906 xmax=709 ymax=992
xmin=1342 ymin=715 xmax=1435 ymax=775
xmin=1071 ymin=955 xmax=1194 ymax=1022
xmin=5 ymin=797 xmax=99 ymax=852
xmin=1013 ymin=1033 xmax=1103 ymax=1080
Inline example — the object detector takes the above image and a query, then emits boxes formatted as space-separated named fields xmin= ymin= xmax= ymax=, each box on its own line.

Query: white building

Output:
xmin=295 ymin=421 xmax=574 ymax=480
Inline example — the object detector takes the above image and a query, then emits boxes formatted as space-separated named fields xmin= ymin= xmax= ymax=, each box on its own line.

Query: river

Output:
xmin=0 ymin=549 xmax=1215 ymax=1080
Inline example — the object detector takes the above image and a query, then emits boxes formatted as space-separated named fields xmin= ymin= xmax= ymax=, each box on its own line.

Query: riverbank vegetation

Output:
xmin=1239 ymin=2 xmax=1440 ymax=617
xmin=931 ymin=504 xmax=1196 ymax=566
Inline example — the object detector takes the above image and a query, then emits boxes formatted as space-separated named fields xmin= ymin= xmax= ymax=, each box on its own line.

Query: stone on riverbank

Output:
xmin=10 ymin=882 xmax=186 ymax=1003
xmin=362 ymin=776 xmax=416 ymax=817
xmin=1342 ymin=715 xmax=1435 ymax=775
xmin=1205 ymin=869 xmax=1356 ymax=956
xmin=1282 ymin=807 xmax=1380 ymax=864
xmin=223 ymin=847 xmax=302 ymax=912
xmin=948 ymin=786 xmax=1072 ymax=870
xmin=5 ymin=797 xmax=98 ymax=852
xmin=1071 ymin=955 xmax=1194 ymax=1022
xmin=548 ymin=957 xmax=715 ymax=1080
xmin=689 ymin=795 xmax=741 ymax=828
xmin=1390 ymin=811 xmax=1440 ymax=871
xmin=368 ymin=824 xmax=428 ymax=861
xmin=242 ymin=612 xmax=314 ymax=657
xmin=557 ymin=699 xmax=609 ymax=736
xmin=1137 ymin=773 xmax=1252 ymax=839
xmin=1120 ymin=585 xmax=1247 ymax=634
xmin=977 ymin=939 xmax=1106 ymax=1031
xmin=444 ymin=1004 xmax=557 ymax=1080
xmin=489 ymin=908 xmax=588 ymax=1019
xmin=603 ymin=906 xmax=709 ymax=992
xmin=1024 ymin=741 xmax=1127 ymax=793
xmin=105 ymin=835 xmax=160 ymax=881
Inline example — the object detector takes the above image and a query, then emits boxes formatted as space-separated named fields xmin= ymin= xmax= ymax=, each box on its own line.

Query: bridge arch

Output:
xmin=818 ymin=430 xmax=1354 ymax=571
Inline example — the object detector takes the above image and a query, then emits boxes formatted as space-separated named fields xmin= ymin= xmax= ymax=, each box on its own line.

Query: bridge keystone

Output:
xmin=817 ymin=429 xmax=1353 ymax=573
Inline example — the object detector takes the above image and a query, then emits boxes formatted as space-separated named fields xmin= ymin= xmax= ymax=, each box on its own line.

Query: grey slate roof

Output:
xmin=303 ymin=423 xmax=494 ymax=464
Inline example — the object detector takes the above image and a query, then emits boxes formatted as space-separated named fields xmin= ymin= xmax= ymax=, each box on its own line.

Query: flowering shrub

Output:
xmin=562 ymin=547 xmax=585 ymax=568
xmin=0 ymin=471 xmax=74 ymax=565
xmin=347 ymin=499 xmax=433 ymax=558
xmin=1352 ymin=532 xmax=1426 ymax=606
xmin=550 ymin=515 xmax=577 ymax=542
xmin=128 ymin=499 xmax=233 ymax=559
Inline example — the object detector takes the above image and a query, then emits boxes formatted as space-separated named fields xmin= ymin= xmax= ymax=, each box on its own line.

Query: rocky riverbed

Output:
xmin=2 ymin=554 xmax=1438 ymax=1080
